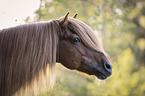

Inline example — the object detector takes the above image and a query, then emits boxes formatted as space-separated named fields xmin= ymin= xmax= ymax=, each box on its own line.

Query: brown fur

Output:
xmin=59 ymin=17 xmax=111 ymax=77
xmin=0 ymin=13 xmax=112 ymax=96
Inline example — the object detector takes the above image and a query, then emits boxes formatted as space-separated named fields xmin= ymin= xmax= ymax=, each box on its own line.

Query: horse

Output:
xmin=0 ymin=12 xmax=112 ymax=96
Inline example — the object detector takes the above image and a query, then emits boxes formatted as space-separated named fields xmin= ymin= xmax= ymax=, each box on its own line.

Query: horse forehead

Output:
xmin=64 ymin=27 xmax=75 ymax=37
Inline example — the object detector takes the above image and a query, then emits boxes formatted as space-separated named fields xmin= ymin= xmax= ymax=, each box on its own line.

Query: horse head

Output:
xmin=58 ymin=12 xmax=112 ymax=80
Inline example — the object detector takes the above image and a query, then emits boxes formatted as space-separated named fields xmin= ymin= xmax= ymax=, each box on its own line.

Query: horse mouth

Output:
xmin=94 ymin=71 xmax=107 ymax=80
xmin=95 ymin=74 xmax=107 ymax=80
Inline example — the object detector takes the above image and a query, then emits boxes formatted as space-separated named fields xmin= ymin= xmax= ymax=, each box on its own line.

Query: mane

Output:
xmin=0 ymin=20 xmax=60 ymax=96
xmin=0 ymin=17 xmax=107 ymax=96
xmin=67 ymin=18 xmax=107 ymax=57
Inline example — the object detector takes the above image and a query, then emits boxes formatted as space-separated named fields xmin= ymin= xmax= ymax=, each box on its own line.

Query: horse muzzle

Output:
xmin=93 ymin=61 xmax=112 ymax=80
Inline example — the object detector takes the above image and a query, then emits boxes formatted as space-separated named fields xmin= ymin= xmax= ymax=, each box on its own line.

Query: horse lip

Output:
xmin=95 ymin=74 xmax=107 ymax=80
xmin=94 ymin=71 xmax=107 ymax=80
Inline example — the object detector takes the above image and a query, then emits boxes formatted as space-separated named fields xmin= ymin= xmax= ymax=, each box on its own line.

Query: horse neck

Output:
xmin=0 ymin=21 xmax=61 ymax=96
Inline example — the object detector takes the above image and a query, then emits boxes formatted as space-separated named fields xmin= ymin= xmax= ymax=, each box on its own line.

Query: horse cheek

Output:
xmin=59 ymin=41 xmax=81 ymax=70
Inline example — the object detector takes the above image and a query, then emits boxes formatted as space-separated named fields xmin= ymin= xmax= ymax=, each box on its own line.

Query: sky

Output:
xmin=0 ymin=0 xmax=40 ymax=29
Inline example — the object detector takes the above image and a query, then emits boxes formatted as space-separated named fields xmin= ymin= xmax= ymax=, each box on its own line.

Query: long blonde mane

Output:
xmin=0 ymin=21 xmax=60 ymax=96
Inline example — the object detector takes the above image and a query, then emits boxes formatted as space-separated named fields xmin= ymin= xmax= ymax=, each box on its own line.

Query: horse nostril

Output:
xmin=106 ymin=63 xmax=111 ymax=69
xmin=104 ymin=61 xmax=112 ymax=72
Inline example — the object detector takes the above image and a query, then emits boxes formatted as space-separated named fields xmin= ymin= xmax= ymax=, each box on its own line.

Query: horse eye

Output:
xmin=72 ymin=38 xmax=80 ymax=43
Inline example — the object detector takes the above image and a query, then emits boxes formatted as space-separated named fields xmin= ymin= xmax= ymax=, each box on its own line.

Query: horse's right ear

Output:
xmin=60 ymin=12 xmax=69 ymax=27
xmin=73 ymin=14 xmax=77 ymax=19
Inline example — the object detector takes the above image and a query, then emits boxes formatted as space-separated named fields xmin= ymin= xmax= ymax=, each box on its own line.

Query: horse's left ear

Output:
xmin=60 ymin=12 xmax=69 ymax=27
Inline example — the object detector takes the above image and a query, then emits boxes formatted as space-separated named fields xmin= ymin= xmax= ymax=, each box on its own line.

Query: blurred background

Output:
xmin=0 ymin=0 xmax=145 ymax=96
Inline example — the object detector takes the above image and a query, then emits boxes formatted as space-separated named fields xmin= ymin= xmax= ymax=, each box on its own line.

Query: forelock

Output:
xmin=67 ymin=18 xmax=107 ymax=57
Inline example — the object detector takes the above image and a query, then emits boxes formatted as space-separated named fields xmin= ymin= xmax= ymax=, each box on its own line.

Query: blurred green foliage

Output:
xmin=26 ymin=0 xmax=145 ymax=95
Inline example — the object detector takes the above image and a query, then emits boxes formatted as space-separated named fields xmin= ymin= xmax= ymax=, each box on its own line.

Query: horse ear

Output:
xmin=60 ymin=12 xmax=69 ymax=27
xmin=73 ymin=14 xmax=77 ymax=19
